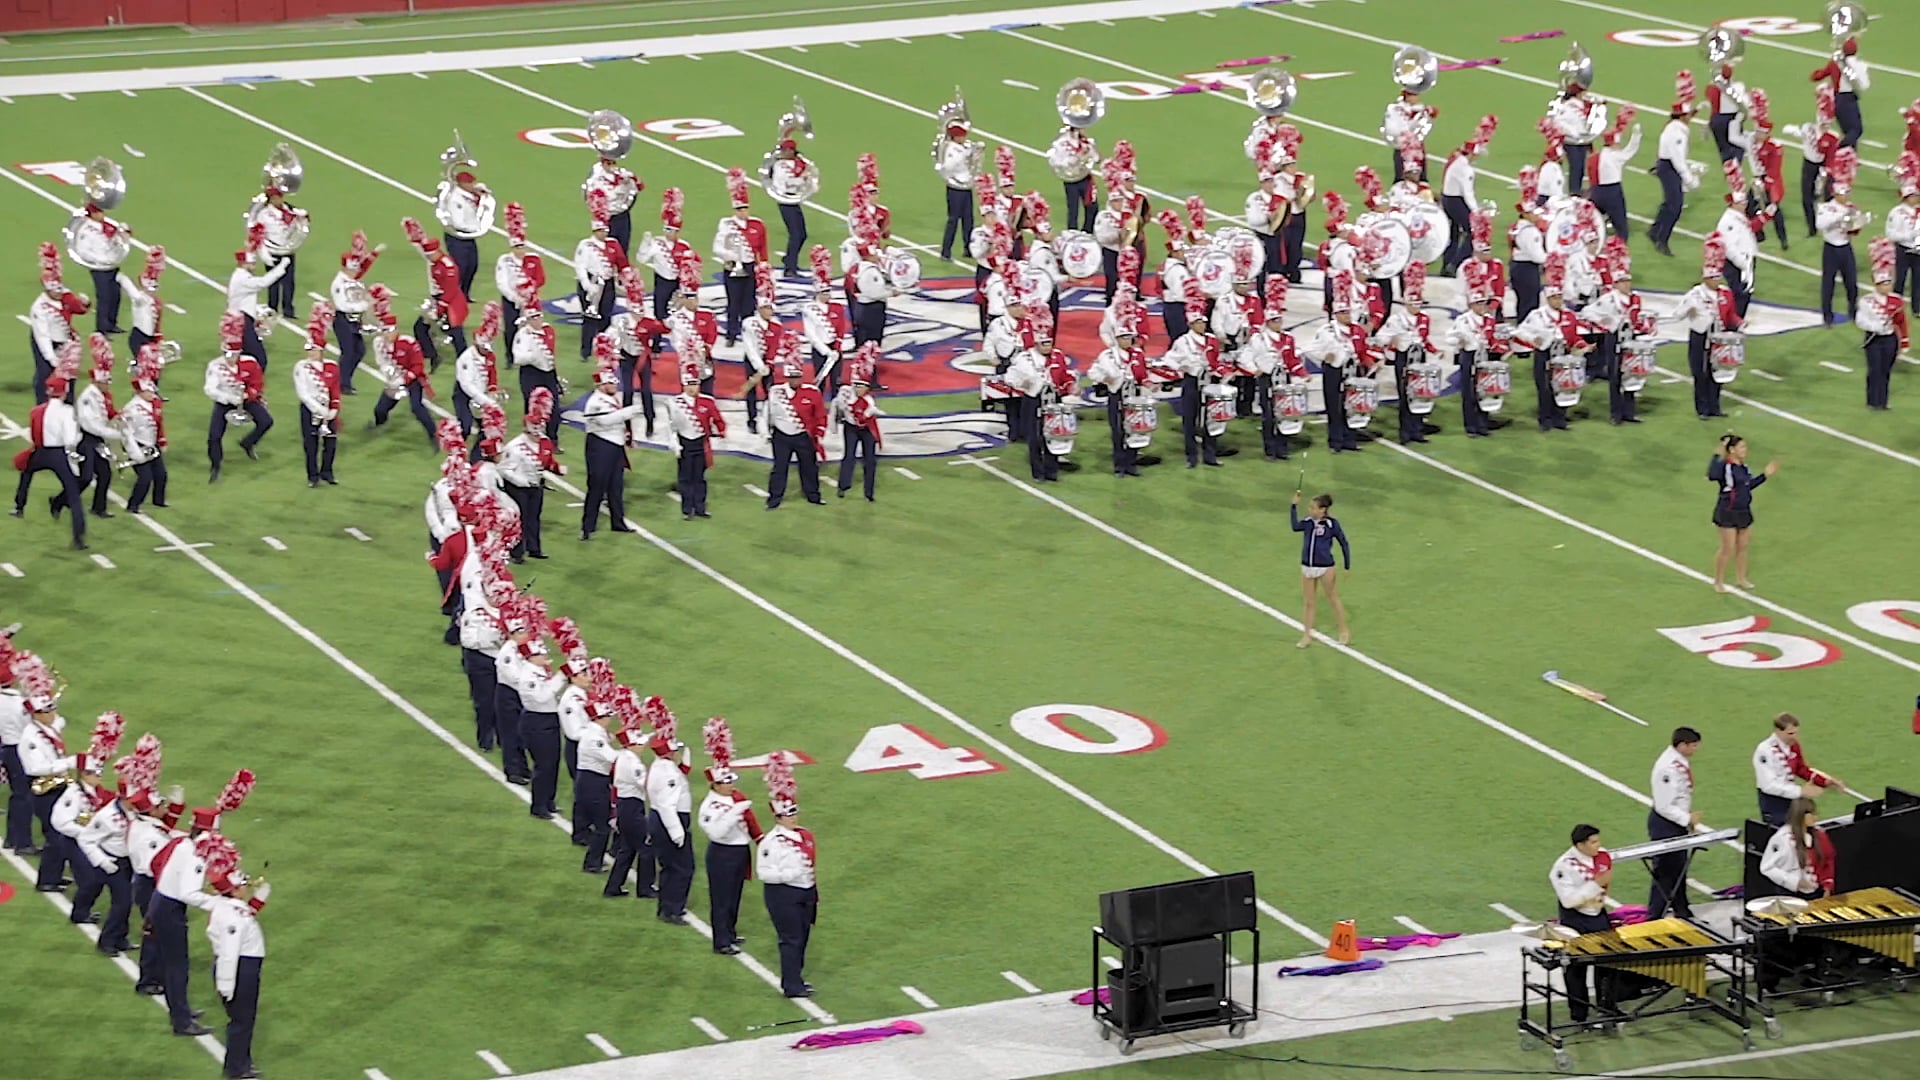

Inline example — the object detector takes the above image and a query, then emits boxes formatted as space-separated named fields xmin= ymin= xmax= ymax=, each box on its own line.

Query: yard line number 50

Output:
xmin=1657 ymin=600 xmax=1920 ymax=671
xmin=843 ymin=705 xmax=1168 ymax=780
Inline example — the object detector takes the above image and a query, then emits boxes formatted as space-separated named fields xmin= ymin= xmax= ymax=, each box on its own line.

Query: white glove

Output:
xmin=253 ymin=881 xmax=272 ymax=903
xmin=164 ymin=784 xmax=185 ymax=806
xmin=96 ymin=856 xmax=120 ymax=874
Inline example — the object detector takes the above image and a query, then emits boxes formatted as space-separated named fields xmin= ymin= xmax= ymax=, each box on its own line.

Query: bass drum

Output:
xmin=884 ymin=249 xmax=922 ymax=291
xmin=1192 ymin=246 xmax=1236 ymax=298
xmin=1057 ymin=230 xmax=1101 ymax=279
xmin=1040 ymin=402 xmax=1079 ymax=456
xmin=1272 ymin=378 xmax=1309 ymax=436
xmin=1201 ymin=381 xmax=1236 ymax=435
xmin=1356 ymin=213 xmax=1411 ymax=279
xmin=1394 ymin=201 xmax=1448 ymax=265
xmin=1121 ymin=393 xmax=1157 ymax=449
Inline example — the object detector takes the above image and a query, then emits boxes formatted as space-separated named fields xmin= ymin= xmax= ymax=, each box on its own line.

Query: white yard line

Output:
xmin=743 ymin=483 xmax=770 ymax=498
xmin=1750 ymin=370 xmax=1784 ymax=382
xmin=0 ymin=563 xmax=22 ymax=578
xmin=1820 ymin=360 xmax=1855 ymax=373
xmin=690 ymin=1016 xmax=730 ymax=1041
xmin=345 ymin=526 xmax=373 ymax=541
xmin=0 ymin=836 xmax=227 ymax=1062
xmin=1102 ymin=955 xmax=1122 ymax=969
xmin=1392 ymin=915 xmax=1437 ymax=935
xmin=262 ymin=536 xmax=287 ymax=550
xmin=477 ymin=1050 xmax=513 ymax=1076
xmin=1549 ymin=0 xmax=1920 ymax=83
xmin=585 ymin=1033 xmax=621 ymax=1057
xmin=164 ymin=302 xmax=188 ymax=315
xmin=1001 ymin=970 xmax=1042 ymax=994
xmin=1383 ymin=441 xmax=1920 ymax=685
xmin=152 ymin=542 xmax=214 ymax=552
xmin=1488 ymin=902 xmax=1530 ymax=923
xmin=894 ymin=466 xmax=922 ymax=480
xmin=89 ymin=553 xmax=115 ymax=569
xmin=902 ymin=985 xmax=940 ymax=1009
xmin=1607 ymin=1028 xmax=1920 ymax=1077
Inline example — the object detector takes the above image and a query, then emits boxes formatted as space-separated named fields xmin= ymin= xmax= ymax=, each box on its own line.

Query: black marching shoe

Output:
xmin=172 ymin=1023 xmax=212 ymax=1037
xmin=242 ymin=443 xmax=259 ymax=461
xmin=209 ymin=464 xmax=221 ymax=484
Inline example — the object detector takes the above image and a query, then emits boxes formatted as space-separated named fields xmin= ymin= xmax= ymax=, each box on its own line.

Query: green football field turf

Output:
xmin=4 ymin=0 xmax=1920 ymax=1076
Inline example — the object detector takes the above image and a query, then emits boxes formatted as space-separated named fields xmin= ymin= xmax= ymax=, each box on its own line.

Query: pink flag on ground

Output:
xmin=1358 ymin=931 xmax=1462 ymax=952
xmin=1438 ymin=58 xmax=1504 ymax=72
xmin=1499 ymin=30 xmax=1565 ymax=42
xmin=794 ymin=1020 xmax=925 ymax=1051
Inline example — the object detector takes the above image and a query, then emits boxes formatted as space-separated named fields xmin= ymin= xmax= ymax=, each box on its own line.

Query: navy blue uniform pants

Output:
xmin=838 ymin=424 xmax=878 ymax=499
xmin=462 ymin=649 xmax=498 ymax=750
xmin=706 ymin=842 xmax=750 ymax=950
xmin=1646 ymin=810 xmax=1693 ymax=919
xmin=649 ymin=809 xmax=694 ymax=917
xmin=522 ymin=710 xmax=562 ymax=817
xmin=677 ymin=439 xmax=709 ymax=514
xmin=220 ymin=955 xmax=263 ymax=1078
xmin=494 ymin=683 xmax=529 ymax=782
xmin=764 ymin=882 xmax=818 ymax=995
xmin=148 ymin=892 xmax=196 ymax=1031
xmin=606 ymin=796 xmax=658 ymax=896
xmin=14 ymin=447 xmax=85 ymax=544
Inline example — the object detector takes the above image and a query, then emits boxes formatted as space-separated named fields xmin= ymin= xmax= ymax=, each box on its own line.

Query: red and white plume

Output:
xmin=1542 ymin=251 xmax=1567 ymax=290
xmin=1402 ymin=260 xmax=1426 ymax=304
xmin=141 ymin=247 xmax=167 ymax=289
xmin=341 ymin=230 xmax=378 ymax=277
xmin=89 ymin=333 xmax=116 ymax=383
xmin=1870 ymin=236 xmax=1897 ymax=284
xmin=526 ymin=385 xmax=554 ymax=430
xmin=305 ymin=301 xmax=332 ymax=351
xmin=703 ymin=716 xmax=735 ymax=778
xmin=215 ymin=769 xmax=256 ymax=815
xmin=660 ymin=187 xmax=685 ymax=229
xmin=1263 ymin=275 xmax=1289 ymax=318
xmin=1117 ymin=246 xmax=1142 ymax=284
xmin=725 ymin=167 xmax=751 ymax=208
xmin=15 ymin=653 xmax=57 ymax=709
xmin=1816 ymin=83 xmax=1837 ymax=125
xmin=619 ymin=265 xmax=645 ymax=307
xmin=1673 ymin=70 xmax=1697 ymax=114
xmin=1828 ymin=147 xmax=1859 ymax=193
xmin=587 ymin=188 xmax=610 ymax=231
xmin=1184 ymin=195 xmax=1207 ymax=239
xmin=641 ymin=695 xmax=677 ymax=744
xmin=995 ymin=144 xmax=1016 ymax=189
xmin=1702 ymin=234 xmax=1727 ymax=278
xmin=1517 ymin=165 xmax=1540 ymax=208
xmin=755 ymin=261 xmax=776 ymax=309
xmin=765 ymin=751 xmax=798 ymax=816
xmin=505 ymin=202 xmax=528 ymax=246
xmin=1321 ymin=191 xmax=1350 ymax=235
xmin=39 ymin=241 xmax=63 ymax=292
xmin=1353 ymin=166 xmax=1384 ymax=209
xmin=402 ymin=217 xmax=430 ymax=252
xmin=220 ymin=311 xmax=247 ymax=353
xmin=1469 ymin=208 xmax=1494 ymax=252
xmin=436 ymin=418 xmax=465 ymax=456
xmin=476 ymin=300 xmax=502 ymax=344
xmin=88 ymin=711 xmax=126 ymax=766
xmin=1747 ymin=89 xmax=1769 ymax=131
xmin=243 ymin=222 xmax=266 ymax=263
xmin=856 ymin=152 xmax=879 ymax=189
xmin=810 ymin=244 xmax=833 ymax=290
xmin=1897 ymin=151 xmax=1920 ymax=198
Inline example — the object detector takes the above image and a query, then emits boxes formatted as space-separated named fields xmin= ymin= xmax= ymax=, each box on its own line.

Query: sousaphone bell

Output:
xmin=1246 ymin=67 xmax=1298 ymax=117
xmin=1056 ymin=77 xmax=1106 ymax=128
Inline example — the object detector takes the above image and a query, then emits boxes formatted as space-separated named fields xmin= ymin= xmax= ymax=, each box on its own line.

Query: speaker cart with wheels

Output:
xmin=1090 ymin=872 xmax=1263 ymax=1056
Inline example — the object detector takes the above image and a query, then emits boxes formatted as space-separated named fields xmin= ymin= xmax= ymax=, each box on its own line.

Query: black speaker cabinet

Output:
xmin=1152 ymin=938 xmax=1227 ymax=1023
xmin=1099 ymin=872 xmax=1257 ymax=947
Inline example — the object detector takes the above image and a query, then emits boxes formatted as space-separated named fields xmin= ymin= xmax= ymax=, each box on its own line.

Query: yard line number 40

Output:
xmin=843 ymin=706 xmax=1167 ymax=780
xmin=1658 ymin=601 xmax=1920 ymax=671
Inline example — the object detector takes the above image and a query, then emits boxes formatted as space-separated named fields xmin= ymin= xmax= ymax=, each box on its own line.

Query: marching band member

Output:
xmin=1390 ymin=133 xmax=1432 ymax=206
xmin=1050 ymin=123 xmax=1102 ymax=232
xmin=994 ymin=146 xmax=1029 ymax=255
xmin=404 ymin=217 xmax=469 ymax=369
xmin=1305 ymin=271 xmax=1381 ymax=454
xmin=1808 ymin=35 xmax=1868 ymax=149
xmin=329 ymin=232 xmax=381 ymax=393
xmin=512 ymin=307 xmax=563 ymax=444
xmin=205 ymin=313 xmax=271 ymax=481
xmin=226 ymin=226 xmax=287 ymax=369
xmin=1533 ymin=118 xmax=1567 ymax=206
xmin=1801 ymin=87 xmax=1843 ymax=239
xmin=495 ymin=203 xmax=544 ymax=336
xmin=1652 ymin=74 xmax=1702 ymax=256
xmin=1861 ymin=237 xmax=1910 ymax=409
xmin=1759 ymin=799 xmax=1832 ymax=916
xmin=1217 ymin=259 xmax=1263 ymax=419
xmin=1094 ymin=142 xmax=1147 ymax=303
xmin=610 ymin=268 xmax=665 ymax=438
xmin=1753 ymin=713 xmax=1837 ymax=827
xmin=1441 ymin=116 xmax=1497 ymax=276
xmin=1291 ymin=491 xmax=1352 ymax=647
xmin=698 ymin=717 xmax=762 ymax=955
xmin=757 ymin=753 xmax=817 ymax=997
xmin=491 ymin=587 xmax=536 ymax=785
xmin=1708 ymin=63 xmax=1749 ymax=163
xmin=448 ymin=525 xmax=502 ymax=752
xmin=764 ymin=358 xmax=828 ymax=509
xmin=1580 ymin=244 xmax=1649 ymax=425
xmin=10 ymin=349 xmax=88 ymax=549
xmin=548 ymin=622 xmax=591 ymax=842
xmin=713 ymin=169 xmax=769 ymax=347
xmin=1003 ymin=310 xmax=1050 ymax=479
xmin=291 ymin=306 xmax=340 ymax=488
xmin=1713 ymin=164 xmax=1763 ymax=316
xmin=986 ymin=287 xmax=1029 ymax=433
xmin=1562 ymin=226 xmax=1604 ymax=309
xmin=1248 ymin=279 xmax=1305 ymax=461
xmin=1674 ymin=238 xmax=1738 ymax=419
xmin=669 ymin=252 xmax=720 ymax=393
xmin=803 ymin=245 xmax=851 ymax=394
xmin=1887 ymin=152 xmax=1920 ymax=311
xmin=118 ymin=247 xmax=167 ymax=365
xmin=1097 ymin=255 xmax=1144 ymax=351
xmin=576 ymin=190 xmax=622 ymax=359
xmin=368 ymin=320 xmax=437 ymax=445
xmin=513 ymin=618 xmax=566 ymax=822
xmin=1708 ymin=433 xmax=1778 ymax=593
xmin=1382 ymin=83 xmax=1437 ymax=183
xmin=75 ymin=336 xmax=119 ymax=518
xmin=1156 ymin=212 xmax=1193 ymax=344
xmin=669 ymin=362 xmax=726 ymax=519
xmin=604 ymin=718 xmax=657 ymax=898
xmin=935 ymin=115 xmax=982 ymax=261
xmin=847 ymin=228 xmax=894 ymax=353
xmin=500 ymin=388 xmax=562 ymax=561
xmin=766 ymin=138 xmax=818 ymax=276
xmin=1169 ymin=286 xmax=1231 ymax=467
xmin=852 ymin=151 xmax=894 ymax=246
xmin=580 ymin=340 xmax=646 ymax=540
xmin=1747 ymin=92 xmax=1790 ymax=250
xmin=835 ymin=349 xmax=883 ymax=501
xmin=13 ymin=657 xmax=75 ymax=891
xmin=76 ymin=759 xmax=138 ymax=955
xmin=1512 ymin=254 xmax=1589 ymax=432
xmin=1549 ymin=76 xmax=1599 ymax=194
xmin=643 ymin=707 xmax=695 ymax=925
xmin=0 ymin=633 xmax=42 ymax=856
xmin=636 ymin=188 xmax=690 ymax=348
xmin=125 ymin=774 xmax=187 ymax=994
xmin=1510 ymin=171 xmax=1549 ymax=324
xmin=29 ymin=243 xmax=87 ymax=404
xmin=435 ymin=166 xmax=495 ymax=301
xmin=1589 ymin=110 xmax=1641 ymax=239
xmin=1815 ymin=149 xmax=1864 ymax=325
xmin=204 ymin=843 xmax=270 ymax=1080
xmin=586 ymin=151 xmax=642 ymax=254
xmin=1031 ymin=317 xmax=1078 ymax=483
xmin=422 ymin=423 xmax=465 ymax=642
xmin=1646 ymin=727 xmax=1702 ymax=920
xmin=52 ymin=760 xmax=114 ymax=923
xmin=1467 ymin=208 xmax=1508 ymax=318
xmin=1376 ymin=263 xmax=1436 ymax=445
xmin=1550 ymin=823 xmax=1616 ymax=1026
xmin=121 ymin=349 xmax=168 ymax=513
xmin=1088 ymin=323 xmax=1142 ymax=476
xmin=1451 ymin=260 xmax=1501 ymax=437
xmin=1027 ymin=198 xmax=1066 ymax=328
xmin=453 ymin=302 xmax=502 ymax=440
xmin=570 ymin=665 xmax=618 ymax=868
xmin=71 ymin=201 xmax=130 ymax=336
xmin=245 ymin=185 xmax=309 ymax=319
xmin=739 ymin=265 xmax=783 ymax=434
xmin=155 ymin=771 xmax=256 ymax=1038
xmin=1245 ymin=166 xmax=1288 ymax=296
xmin=1274 ymin=128 xmax=1309 ymax=285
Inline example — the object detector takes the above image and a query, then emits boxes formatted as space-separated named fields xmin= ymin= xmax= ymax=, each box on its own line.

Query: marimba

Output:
xmin=1740 ymin=886 xmax=1920 ymax=1004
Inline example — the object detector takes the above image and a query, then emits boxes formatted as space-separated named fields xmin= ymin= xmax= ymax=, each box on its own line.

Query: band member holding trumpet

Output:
xmin=227 ymin=225 xmax=287 ymax=370
xmin=14 ymin=656 xmax=77 ymax=890
xmin=205 ymin=313 xmax=272 ymax=482
xmin=121 ymin=349 xmax=168 ymax=513
xmin=292 ymin=305 xmax=340 ymax=488
xmin=30 ymin=243 xmax=87 ymax=404
xmin=404 ymin=217 xmax=469 ymax=370
xmin=934 ymin=96 xmax=983 ymax=263
xmin=804 ymin=245 xmax=852 ymax=394
xmin=75 ymin=336 xmax=120 ymax=519
xmin=1652 ymin=74 xmax=1703 ymax=256
xmin=577 ymin=190 xmax=623 ymax=359
xmin=369 ymin=319 xmax=438 ymax=446
xmin=835 ymin=349 xmax=883 ymax=501
xmin=714 ymin=169 xmax=770 ymax=347
xmin=246 ymin=185 xmax=309 ymax=320
xmin=436 ymin=166 xmax=495 ymax=302
xmin=501 ymin=388 xmax=561 ymax=561
xmin=329 ymin=232 xmax=381 ymax=394
xmin=1860 ymin=237 xmax=1910 ymax=409
xmin=637 ymin=189 xmax=691 ymax=351
xmin=10 ymin=349 xmax=88 ymax=549
xmin=119 ymin=247 xmax=167 ymax=366
xmin=1815 ymin=148 xmax=1865 ymax=325
xmin=513 ymin=307 xmax=563 ymax=445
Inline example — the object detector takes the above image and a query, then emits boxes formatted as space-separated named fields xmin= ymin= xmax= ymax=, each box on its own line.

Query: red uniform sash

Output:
xmin=850 ymin=396 xmax=883 ymax=447
xmin=150 ymin=834 xmax=187 ymax=885
xmin=150 ymin=398 xmax=167 ymax=450
xmin=744 ymin=219 xmax=770 ymax=264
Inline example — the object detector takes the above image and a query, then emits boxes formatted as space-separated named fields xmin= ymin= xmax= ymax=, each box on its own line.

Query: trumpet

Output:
xmin=31 ymin=770 xmax=74 ymax=795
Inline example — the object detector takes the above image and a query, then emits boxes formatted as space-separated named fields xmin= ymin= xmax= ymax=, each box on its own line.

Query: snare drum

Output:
xmin=1272 ymin=379 xmax=1309 ymax=436
xmin=1547 ymin=355 xmax=1586 ymax=408
xmin=1121 ymin=394 xmax=1157 ymax=449
xmin=1619 ymin=341 xmax=1654 ymax=393
xmin=1343 ymin=375 xmax=1379 ymax=430
xmin=1040 ymin=402 xmax=1078 ymax=456
xmin=1404 ymin=363 xmax=1443 ymax=416
xmin=1707 ymin=331 xmax=1743 ymax=385
xmin=1474 ymin=359 xmax=1510 ymax=413
xmin=1201 ymin=382 xmax=1236 ymax=437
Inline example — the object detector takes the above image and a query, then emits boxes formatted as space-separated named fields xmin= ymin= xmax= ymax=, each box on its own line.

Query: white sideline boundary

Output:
xmin=1 ymin=114 xmax=1331 ymax=954
xmin=1549 ymin=0 xmax=1920 ymax=84
xmin=0 ymin=0 xmax=1240 ymax=97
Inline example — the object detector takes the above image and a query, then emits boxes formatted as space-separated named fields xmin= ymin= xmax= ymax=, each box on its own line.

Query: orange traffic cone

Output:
xmin=1324 ymin=919 xmax=1360 ymax=962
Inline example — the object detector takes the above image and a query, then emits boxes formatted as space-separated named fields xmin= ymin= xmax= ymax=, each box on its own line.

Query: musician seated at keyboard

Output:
xmin=1756 ymin=797 xmax=1837 ymax=992
xmin=1550 ymin=824 xmax=1620 ymax=1024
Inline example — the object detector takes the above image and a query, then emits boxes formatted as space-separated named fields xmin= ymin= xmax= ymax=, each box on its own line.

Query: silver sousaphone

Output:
xmin=1246 ymin=66 xmax=1298 ymax=118
xmin=1389 ymin=47 xmax=1437 ymax=142
xmin=65 ymin=157 xmax=131 ymax=271
xmin=1057 ymin=77 xmax=1106 ymax=129
xmin=251 ymin=143 xmax=309 ymax=252
xmin=758 ymin=97 xmax=813 ymax=182
xmin=440 ymin=129 xmax=479 ymax=185
xmin=1552 ymin=42 xmax=1607 ymax=144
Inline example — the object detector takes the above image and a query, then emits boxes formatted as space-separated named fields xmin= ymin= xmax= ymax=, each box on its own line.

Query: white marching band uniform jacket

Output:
xmin=435 ymin=183 xmax=496 ymax=239
xmin=425 ymin=477 xmax=459 ymax=544
xmin=611 ymin=746 xmax=647 ymax=800
xmin=75 ymin=797 xmax=131 ymax=872
xmin=1713 ymin=209 xmax=1759 ymax=275
xmin=586 ymin=161 xmax=640 ymax=216
xmin=497 ymin=434 xmax=545 ymax=488
xmin=245 ymin=201 xmax=309 ymax=256
xmin=635 ymin=234 xmax=681 ymax=281
xmin=803 ymin=299 xmax=846 ymax=357
xmin=1381 ymin=100 xmax=1431 ymax=149
xmin=1302 ymin=321 xmax=1357 ymax=372
xmin=1753 ymin=734 xmax=1814 ymax=801
xmin=1441 ymin=155 xmax=1477 ymax=203
xmin=1887 ymin=203 xmax=1920 ymax=253
xmin=292 ymin=358 xmax=333 ymax=418
xmin=766 ymin=159 xmax=820 ymax=206
xmin=583 ymin=388 xmax=645 ymax=445
xmin=115 ymin=273 xmax=161 ymax=337
xmin=76 ymin=385 xmax=117 ymax=444
xmin=29 ymin=295 xmax=72 ymax=360
xmin=35 ymin=398 xmax=82 ymax=450
xmin=18 ymin=718 xmax=76 ymax=780
xmin=1650 ymin=746 xmax=1695 ymax=830
xmin=1243 ymin=188 xmax=1287 ymax=235
xmin=1659 ymin=120 xmax=1700 ymax=191
xmin=935 ymin=138 xmax=978 ymax=189
xmin=1445 ymin=309 xmax=1491 ymax=358
xmin=206 ymin=896 xmax=267 ymax=1001
xmin=757 ymin=825 xmax=816 ymax=888
xmin=330 ymin=269 xmax=370 ymax=321
xmin=852 ymin=259 xmax=892 ymax=305
xmin=512 ymin=324 xmax=557 ymax=373
xmin=69 ymin=217 xmax=129 ymax=271
xmin=1550 ymin=846 xmax=1609 ymax=916
xmin=698 ymin=791 xmax=757 ymax=847
xmin=985 ymin=314 xmax=1025 ymax=369
xmin=494 ymin=254 xmax=534 ymax=308
xmin=1086 ymin=346 xmax=1133 ymax=392
xmin=1049 ymin=129 xmax=1101 ymax=181
xmin=1595 ymin=128 xmax=1643 ymax=186
xmin=126 ymin=813 xmax=173 ymax=879
xmin=454 ymin=346 xmax=496 ymax=408
xmin=712 ymin=218 xmax=756 ymax=275
xmin=1002 ymin=348 xmax=1049 ymax=398
xmin=120 ymin=396 xmax=160 ymax=463
xmin=1759 ymin=826 xmax=1820 ymax=894
xmin=646 ymin=750 xmax=693 ymax=846
xmin=226 ymin=260 xmax=288 ymax=316
xmin=573 ymin=237 xmax=615 ymax=299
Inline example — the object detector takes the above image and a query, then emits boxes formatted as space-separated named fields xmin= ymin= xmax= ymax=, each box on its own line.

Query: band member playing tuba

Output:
xmin=1049 ymin=117 xmax=1102 ymax=233
xmin=121 ymin=348 xmax=168 ymax=513
xmin=329 ymin=231 xmax=381 ymax=394
xmin=933 ymin=93 xmax=983 ymax=262
xmin=585 ymin=149 xmax=642 ymax=255
xmin=1382 ymin=49 xmax=1439 ymax=183
xmin=764 ymin=124 xmax=819 ymax=277
xmin=245 ymin=185 xmax=309 ymax=320
xmin=205 ymin=312 xmax=272 ymax=481
xmin=291 ymin=304 xmax=339 ymax=487
xmin=435 ymin=163 xmax=495 ymax=302
xmin=71 ymin=200 xmax=132 ymax=336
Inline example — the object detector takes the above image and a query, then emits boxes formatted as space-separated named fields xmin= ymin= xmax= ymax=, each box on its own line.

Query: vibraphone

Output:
xmin=1519 ymin=917 xmax=1756 ymax=1071
xmin=1740 ymin=886 xmax=1920 ymax=1004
